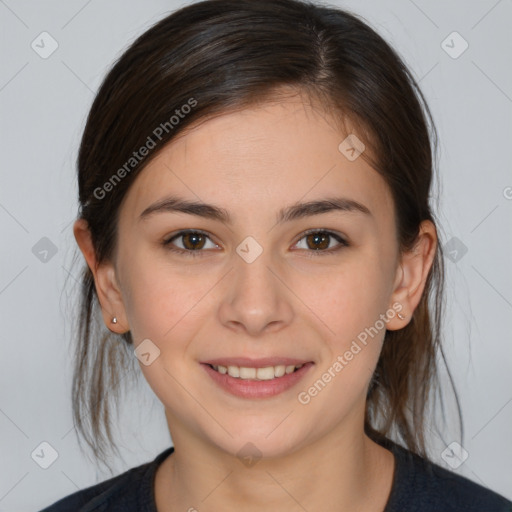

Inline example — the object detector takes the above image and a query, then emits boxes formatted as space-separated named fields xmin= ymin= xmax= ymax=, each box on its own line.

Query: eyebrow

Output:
xmin=138 ymin=195 xmax=372 ymax=225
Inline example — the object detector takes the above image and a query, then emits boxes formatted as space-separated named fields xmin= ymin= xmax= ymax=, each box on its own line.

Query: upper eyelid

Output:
xmin=297 ymin=228 xmax=346 ymax=240
xmin=165 ymin=229 xmax=218 ymax=245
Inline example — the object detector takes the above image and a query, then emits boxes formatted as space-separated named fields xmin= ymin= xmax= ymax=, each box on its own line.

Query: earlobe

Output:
xmin=73 ymin=219 xmax=129 ymax=333
xmin=386 ymin=220 xmax=437 ymax=331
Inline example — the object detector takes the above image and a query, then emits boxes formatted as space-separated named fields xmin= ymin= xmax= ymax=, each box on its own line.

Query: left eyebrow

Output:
xmin=276 ymin=197 xmax=372 ymax=224
xmin=138 ymin=195 xmax=372 ymax=224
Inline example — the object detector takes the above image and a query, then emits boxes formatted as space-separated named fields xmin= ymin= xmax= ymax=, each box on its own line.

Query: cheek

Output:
xmin=120 ymin=262 xmax=207 ymax=404
xmin=293 ymin=263 xmax=390 ymax=419
xmin=292 ymin=252 xmax=394 ymax=408
xmin=294 ymin=254 xmax=393 ymax=339
xmin=119 ymin=253 xmax=199 ymax=344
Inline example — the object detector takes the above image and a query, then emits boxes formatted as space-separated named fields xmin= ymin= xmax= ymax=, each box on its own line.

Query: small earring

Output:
xmin=111 ymin=317 xmax=118 ymax=324
xmin=397 ymin=313 xmax=405 ymax=320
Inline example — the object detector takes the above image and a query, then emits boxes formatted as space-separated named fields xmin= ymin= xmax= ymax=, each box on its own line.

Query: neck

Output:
xmin=155 ymin=416 xmax=395 ymax=512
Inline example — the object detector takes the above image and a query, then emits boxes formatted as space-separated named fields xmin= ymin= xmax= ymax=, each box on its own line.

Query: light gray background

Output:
xmin=1 ymin=0 xmax=511 ymax=510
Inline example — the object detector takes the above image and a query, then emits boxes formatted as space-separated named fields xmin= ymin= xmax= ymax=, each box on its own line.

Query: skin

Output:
xmin=74 ymin=91 xmax=437 ymax=512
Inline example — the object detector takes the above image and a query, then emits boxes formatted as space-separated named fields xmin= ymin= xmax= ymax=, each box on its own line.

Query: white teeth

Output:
xmin=273 ymin=365 xmax=286 ymax=378
xmin=212 ymin=363 xmax=305 ymax=380
xmin=256 ymin=367 xmax=275 ymax=380
xmin=227 ymin=366 xmax=239 ymax=378
xmin=239 ymin=367 xmax=256 ymax=379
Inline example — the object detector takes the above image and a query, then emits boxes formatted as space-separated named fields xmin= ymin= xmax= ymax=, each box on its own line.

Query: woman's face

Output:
xmin=108 ymin=94 xmax=405 ymax=458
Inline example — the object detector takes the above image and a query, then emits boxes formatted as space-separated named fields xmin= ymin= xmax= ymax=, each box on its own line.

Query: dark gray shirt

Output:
xmin=39 ymin=440 xmax=512 ymax=511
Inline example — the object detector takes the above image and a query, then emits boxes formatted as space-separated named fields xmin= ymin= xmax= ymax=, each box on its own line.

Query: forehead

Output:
xmin=119 ymin=94 xmax=393 ymax=226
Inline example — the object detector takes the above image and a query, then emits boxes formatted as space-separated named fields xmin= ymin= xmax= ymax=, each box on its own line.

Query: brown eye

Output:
xmin=163 ymin=230 xmax=218 ymax=257
xmin=305 ymin=232 xmax=330 ymax=250
xmin=181 ymin=232 xmax=206 ymax=250
xmin=294 ymin=230 xmax=349 ymax=256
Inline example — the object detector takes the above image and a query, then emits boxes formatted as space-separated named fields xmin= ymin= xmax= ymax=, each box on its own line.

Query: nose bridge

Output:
xmin=218 ymin=235 xmax=293 ymax=333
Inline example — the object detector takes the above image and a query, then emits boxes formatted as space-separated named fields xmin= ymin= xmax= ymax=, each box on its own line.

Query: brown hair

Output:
xmin=68 ymin=0 xmax=460 ymax=471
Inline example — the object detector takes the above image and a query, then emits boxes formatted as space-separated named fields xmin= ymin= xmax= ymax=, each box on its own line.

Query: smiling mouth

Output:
xmin=205 ymin=363 xmax=307 ymax=380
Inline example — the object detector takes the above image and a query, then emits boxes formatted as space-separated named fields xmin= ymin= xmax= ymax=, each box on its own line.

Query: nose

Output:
xmin=217 ymin=246 xmax=294 ymax=336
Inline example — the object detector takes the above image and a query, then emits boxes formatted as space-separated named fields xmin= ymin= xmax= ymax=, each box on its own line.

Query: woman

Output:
xmin=40 ymin=0 xmax=512 ymax=510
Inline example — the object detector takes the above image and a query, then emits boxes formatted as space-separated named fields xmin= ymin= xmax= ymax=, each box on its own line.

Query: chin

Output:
xmin=209 ymin=421 xmax=307 ymax=462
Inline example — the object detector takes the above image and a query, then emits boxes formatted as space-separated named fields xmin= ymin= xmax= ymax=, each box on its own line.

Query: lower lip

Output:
xmin=201 ymin=362 xmax=314 ymax=399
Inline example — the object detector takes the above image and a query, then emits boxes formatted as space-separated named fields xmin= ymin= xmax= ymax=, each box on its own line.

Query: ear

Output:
xmin=386 ymin=220 xmax=437 ymax=331
xmin=73 ymin=219 xmax=129 ymax=333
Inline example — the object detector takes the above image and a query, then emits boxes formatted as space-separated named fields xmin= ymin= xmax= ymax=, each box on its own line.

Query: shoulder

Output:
xmin=38 ymin=446 xmax=174 ymax=512
xmin=384 ymin=440 xmax=512 ymax=512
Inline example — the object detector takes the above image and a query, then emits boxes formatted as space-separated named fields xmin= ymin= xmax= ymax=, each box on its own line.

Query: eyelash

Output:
xmin=162 ymin=229 xmax=349 ymax=258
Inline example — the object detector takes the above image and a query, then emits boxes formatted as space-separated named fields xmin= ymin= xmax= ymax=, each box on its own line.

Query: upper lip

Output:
xmin=201 ymin=357 xmax=313 ymax=368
